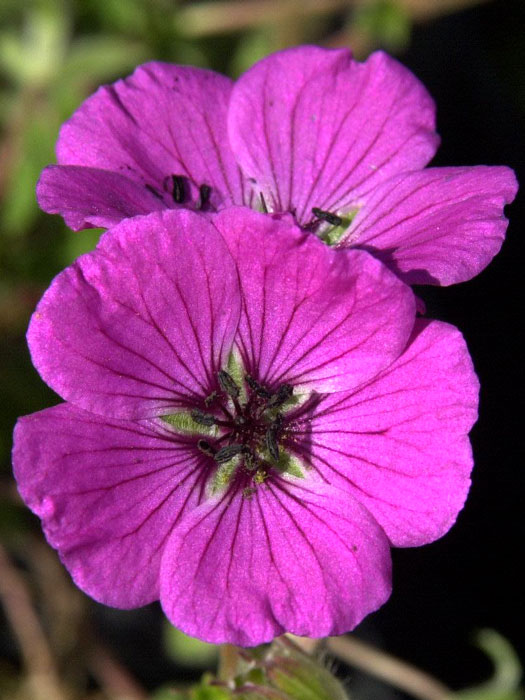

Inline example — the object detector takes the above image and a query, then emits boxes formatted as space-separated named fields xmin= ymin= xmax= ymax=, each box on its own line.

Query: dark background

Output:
xmin=374 ymin=0 xmax=525 ymax=688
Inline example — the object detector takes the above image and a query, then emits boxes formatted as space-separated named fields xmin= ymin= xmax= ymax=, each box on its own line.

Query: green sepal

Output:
xmin=266 ymin=640 xmax=348 ymax=700
xmin=207 ymin=638 xmax=349 ymax=700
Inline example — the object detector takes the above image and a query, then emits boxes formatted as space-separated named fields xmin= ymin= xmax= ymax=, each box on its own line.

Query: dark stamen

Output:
xmin=215 ymin=444 xmax=245 ymax=464
xmin=272 ymin=413 xmax=283 ymax=430
xmin=312 ymin=207 xmax=342 ymax=227
xmin=265 ymin=426 xmax=279 ymax=461
xmin=145 ymin=184 xmax=163 ymax=200
xmin=197 ymin=439 xmax=216 ymax=456
xmin=268 ymin=383 xmax=293 ymax=407
xmin=218 ymin=370 xmax=239 ymax=398
xmin=171 ymin=175 xmax=187 ymax=203
xmin=260 ymin=192 xmax=268 ymax=213
xmin=246 ymin=374 xmax=272 ymax=399
xmin=197 ymin=184 xmax=211 ymax=210
xmin=204 ymin=391 xmax=217 ymax=406
xmin=191 ymin=409 xmax=217 ymax=426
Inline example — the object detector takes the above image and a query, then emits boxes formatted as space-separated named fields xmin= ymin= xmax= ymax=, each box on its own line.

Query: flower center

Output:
xmin=306 ymin=206 xmax=359 ymax=246
xmin=162 ymin=360 xmax=305 ymax=498
xmin=194 ymin=370 xmax=295 ymax=497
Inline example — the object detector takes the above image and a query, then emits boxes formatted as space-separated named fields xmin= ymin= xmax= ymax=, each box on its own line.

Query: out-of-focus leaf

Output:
xmin=0 ymin=90 xmax=14 ymax=121
xmin=0 ymin=0 xmax=23 ymax=24
xmin=1 ymin=106 xmax=60 ymax=236
xmin=150 ymin=675 xmax=233 ymax=700
xmin=452 ymin=630 xmax=523 ymax=700
xmin=230 ymin=30 xmax=275 ymax=76
xmin=61 ymin=35 xmax=148 ymax=85
xmin=150 ymin=686 xmax=191 ymax=700
xmin=353 ymin=0 xmax=411 ymax=52
xmin=0 ymin=4 xmax=70 ymax=87
xmin=164 ymin=38 xmax=209 ymax=69
xmin=192 ymin=688 xmax=230 ymax=700
xmin=164 ymin=623 xmax=218 ymax=669
xmin=90 ymin=0 xmax=148 ymax=35
xmin=60 ymin=227 xmax=103 ymax=266
xmin=192 ymin=681 xmax=232 ymax=700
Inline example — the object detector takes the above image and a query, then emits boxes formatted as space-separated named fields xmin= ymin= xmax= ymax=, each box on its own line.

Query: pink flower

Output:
xmin=13 ymin=208 xmax=478 ymax=644
xmin=37 ymin=46 xmax=517 ymax=286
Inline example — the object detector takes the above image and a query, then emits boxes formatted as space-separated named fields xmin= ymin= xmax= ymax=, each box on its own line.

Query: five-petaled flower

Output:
xmin=13 ymin=208 xmax=478 ymax=645
xmin=37 ymin=45 xmax=517 ymax=287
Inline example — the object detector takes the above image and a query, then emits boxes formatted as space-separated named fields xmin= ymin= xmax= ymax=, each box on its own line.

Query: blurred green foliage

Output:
xmin=452 ymin=630 xmax=524 ymax=700
xmin=164 ymin=624 xmax=218 ymax=669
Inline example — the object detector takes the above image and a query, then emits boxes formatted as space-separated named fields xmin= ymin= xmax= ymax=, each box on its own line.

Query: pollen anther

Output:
xmin=312 ymin=207 xmax=343 ymax=227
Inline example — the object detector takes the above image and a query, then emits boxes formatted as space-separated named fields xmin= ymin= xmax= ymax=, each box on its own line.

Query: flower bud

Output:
xmin=264 ymin=638 xmax=348 ymax=700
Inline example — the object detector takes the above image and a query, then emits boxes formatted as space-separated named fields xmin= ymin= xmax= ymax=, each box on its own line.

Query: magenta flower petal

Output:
xmin=228 ymin=46 xmax=438 ymax=224
xmin=15 ymin=206 xmax=480 ymax=644
xmin=49 ymin=62 xmax=249 ymax=214
xmin=13 ymin=404 xmax=208 ymax=607
xmin=37 ymin=165 xmax=168 ymax=231
xmin=215 ymin=207 xmax=415 ymax=393
xmin=346 ymin=166 xmax=518 ymax=285
xmin=37 ymin=47 xmax=516 ymax=291
xmin=27 ymin=210 xmax=241 ymax=419
xmin=295 ymin=319 xmax=479 ymax=547
xmin=160 ymin=478 xmax=391 ymax=645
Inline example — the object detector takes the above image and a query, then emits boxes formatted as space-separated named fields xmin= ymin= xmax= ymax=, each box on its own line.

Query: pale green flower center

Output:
xmin=162 ymin=353 xmax=308 ymax=497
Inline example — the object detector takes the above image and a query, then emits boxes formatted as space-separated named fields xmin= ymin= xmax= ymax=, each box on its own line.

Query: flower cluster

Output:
xmin=13 ymin=46 xmax=515 ymax=645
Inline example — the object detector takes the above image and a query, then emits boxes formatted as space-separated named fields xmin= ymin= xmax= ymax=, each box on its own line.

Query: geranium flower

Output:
xmin=37 ymin=45 xmax=517 ymax=286
xmin=13 ymin=208 xmax=478 ymax=644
